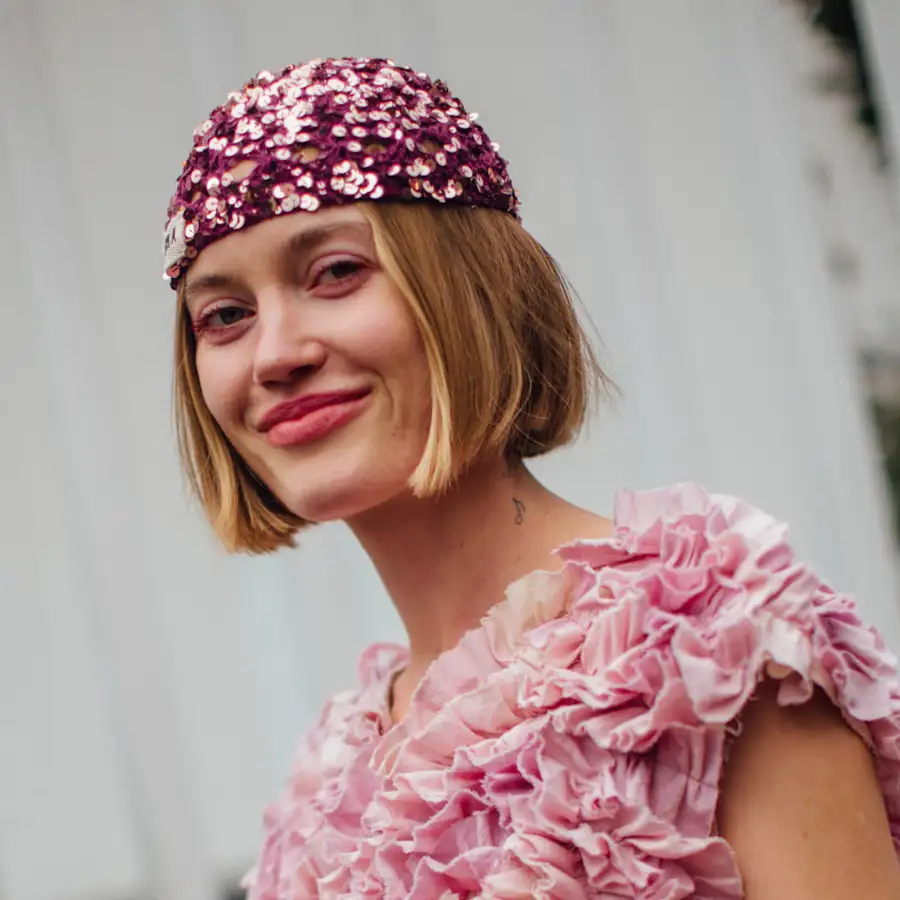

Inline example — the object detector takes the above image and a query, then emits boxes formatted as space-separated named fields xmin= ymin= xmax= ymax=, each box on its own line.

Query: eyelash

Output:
xmin=191 ymin=258 xmax=365 ymax=337
xmin=192 ymin=303 xmax=251 ymax=336
xmin=313 ymin=258 xmax=364 ymax=286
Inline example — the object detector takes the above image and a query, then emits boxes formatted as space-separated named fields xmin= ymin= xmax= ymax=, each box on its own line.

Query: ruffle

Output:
xmin=245 ymin=484 xmax=900 ymax=899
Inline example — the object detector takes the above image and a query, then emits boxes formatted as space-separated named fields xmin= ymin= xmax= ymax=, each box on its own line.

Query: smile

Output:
xmin=261 ymin=389 xmax=371 ymax=448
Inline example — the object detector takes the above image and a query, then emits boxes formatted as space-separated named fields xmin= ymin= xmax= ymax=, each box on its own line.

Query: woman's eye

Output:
xmin=212 ymin=307 xmax=250 ymax=326
xmin=194 ymin=305 xmax=252 ymax=335
xmin=317 ymin=260 xmax=363 ymax=284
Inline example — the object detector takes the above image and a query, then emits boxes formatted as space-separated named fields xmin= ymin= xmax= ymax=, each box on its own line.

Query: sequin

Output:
xmin=163 ymin=57 xmax=519 ymax=286
xmin=406 ymin=159 xmax=431 ymax=177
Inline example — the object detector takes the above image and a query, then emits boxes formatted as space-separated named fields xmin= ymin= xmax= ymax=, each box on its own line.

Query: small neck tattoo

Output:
xmin=513 ymin=497 xmax=526 ymax=525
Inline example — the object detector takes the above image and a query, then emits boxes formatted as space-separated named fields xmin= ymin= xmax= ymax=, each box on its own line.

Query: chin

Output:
xmin=252 ymin=426 xmax=428 ymax=524
xmin=276 ymin=464 xmax=415 ymax=524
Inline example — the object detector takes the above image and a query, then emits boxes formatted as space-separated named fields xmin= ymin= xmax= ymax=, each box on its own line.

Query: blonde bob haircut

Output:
xmin=174 ymin=202 xmax=612 ymax=554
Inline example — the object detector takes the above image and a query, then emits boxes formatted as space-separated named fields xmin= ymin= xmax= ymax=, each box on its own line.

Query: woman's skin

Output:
xmin=185 ymin=204 xmax=900 ymax=898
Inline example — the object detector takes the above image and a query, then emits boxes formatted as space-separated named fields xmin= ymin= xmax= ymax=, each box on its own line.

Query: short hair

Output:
xmin=173 ymin=202 xmax=613 ymax=553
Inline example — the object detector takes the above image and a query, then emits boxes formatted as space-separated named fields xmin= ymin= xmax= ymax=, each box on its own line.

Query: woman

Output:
xmin=164 ymin=57 xmax=900 ymax=898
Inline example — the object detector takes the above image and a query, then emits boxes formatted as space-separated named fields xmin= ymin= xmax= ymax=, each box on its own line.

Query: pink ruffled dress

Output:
xmin=244 ymin=484 xmax=900 ymax=898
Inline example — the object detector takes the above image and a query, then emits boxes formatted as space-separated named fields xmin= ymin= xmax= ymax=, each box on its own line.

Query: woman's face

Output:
xmin=184 ymin=205 xmax=432 ymax=523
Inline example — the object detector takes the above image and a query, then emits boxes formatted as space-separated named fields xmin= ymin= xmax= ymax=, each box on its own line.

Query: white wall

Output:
xmin=1 ymin=2 xmax=899 ymax=898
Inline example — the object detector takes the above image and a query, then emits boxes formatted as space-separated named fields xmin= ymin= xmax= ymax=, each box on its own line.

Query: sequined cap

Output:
xmin=162 ymin=57 xmax=519 ymax=287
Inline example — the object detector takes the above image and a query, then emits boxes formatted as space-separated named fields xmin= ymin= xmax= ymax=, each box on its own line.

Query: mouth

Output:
xmin=259 ymin=388 xmax=372 ymax=448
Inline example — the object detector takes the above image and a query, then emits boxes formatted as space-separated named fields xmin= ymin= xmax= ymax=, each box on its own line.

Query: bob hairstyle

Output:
xmin=174 ymin=202 xmax=613 ymax=553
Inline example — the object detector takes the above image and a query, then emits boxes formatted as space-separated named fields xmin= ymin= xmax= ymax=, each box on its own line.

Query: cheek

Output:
xmin=404 ymin=342 xmax=432 ymax=419
xmin=195 ymin=349 xmax=248 ymax=436
xmin=365 ymin=317 xmax=431 ymax=414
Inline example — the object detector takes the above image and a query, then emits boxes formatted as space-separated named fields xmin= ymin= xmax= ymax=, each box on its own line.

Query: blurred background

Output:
xmin=1 ymin=1 xmax=899 ymax=898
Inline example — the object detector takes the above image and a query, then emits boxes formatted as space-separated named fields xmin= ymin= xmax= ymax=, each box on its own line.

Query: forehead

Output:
xmin=185 ymin=205 xmax=373 ymax=285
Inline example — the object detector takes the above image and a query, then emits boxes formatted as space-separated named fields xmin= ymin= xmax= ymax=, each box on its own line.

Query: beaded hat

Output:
xmin=162 ymin=57 xmax=519 ymax=288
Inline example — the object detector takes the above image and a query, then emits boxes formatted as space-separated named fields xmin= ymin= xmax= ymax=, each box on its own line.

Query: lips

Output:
xmin=257 ymin=388 xmax=371 ymax=433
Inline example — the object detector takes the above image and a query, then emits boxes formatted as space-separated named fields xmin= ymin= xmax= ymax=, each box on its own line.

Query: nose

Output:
xmin=251 ymin=294 xmax=326 ymax=387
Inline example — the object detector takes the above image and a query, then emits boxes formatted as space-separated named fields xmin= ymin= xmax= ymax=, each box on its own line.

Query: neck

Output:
xmin=346 ymin=458 xmax=612 ymax=678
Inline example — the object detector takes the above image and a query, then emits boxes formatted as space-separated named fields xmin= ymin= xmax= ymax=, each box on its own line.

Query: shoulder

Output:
xmin=718 ymin=679 xmax=900 ymax=896
xmin=305 ymin=641 xmax=405 ymax=751
xmin=552 ymin=482 xmax=900 ymax=729
xmin=242 ymin=642 xmax=404 ymax=898
xmin=543 ymin=481 xmax=900 ymax=806
xmin=258 ymin=641 xmax=404 ymax=804
xmin=564 ymin=482 xmax=792 ymax=575
xmin=481 ymin=481 xmax=900 ymax=793
xmin=487 ymin=482 xmax=900 ymax=886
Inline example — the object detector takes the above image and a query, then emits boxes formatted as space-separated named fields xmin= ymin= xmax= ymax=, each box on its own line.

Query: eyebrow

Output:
xmin=182 ymin=273 xmax=242 ymax=310
xmin=182 ymin=219 xmax=373 ymax=310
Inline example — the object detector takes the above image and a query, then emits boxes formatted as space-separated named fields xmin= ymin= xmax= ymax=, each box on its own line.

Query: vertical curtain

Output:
xmin=1 ymin=1 xmax=897 ymax=898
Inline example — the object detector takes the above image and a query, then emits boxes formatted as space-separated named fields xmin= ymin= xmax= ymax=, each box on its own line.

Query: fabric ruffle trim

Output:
xmin=245 ymin=483 xmax=900 ymax=899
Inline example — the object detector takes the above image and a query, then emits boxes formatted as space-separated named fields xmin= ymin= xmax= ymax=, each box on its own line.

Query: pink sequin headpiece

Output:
xmin=162 ymin=57 xmax=519 ymax=288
